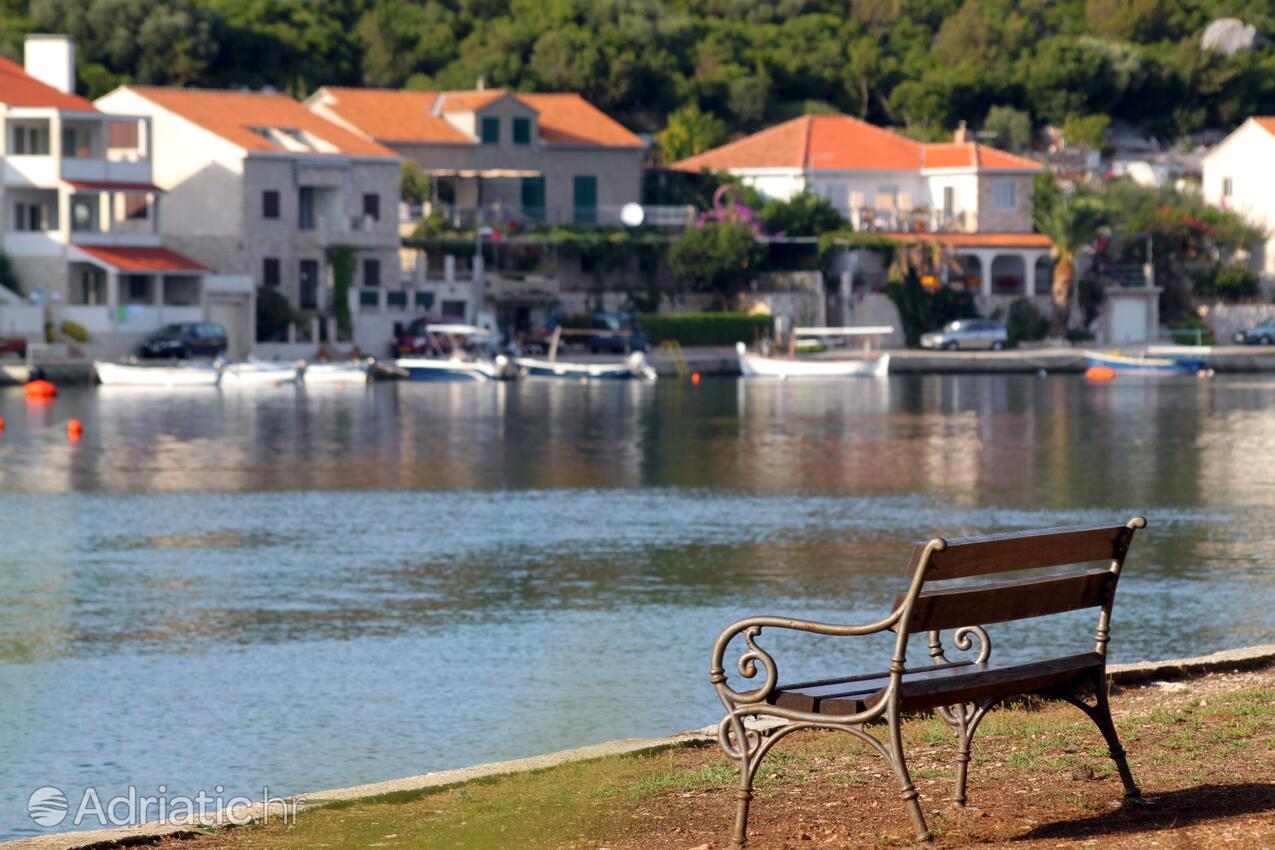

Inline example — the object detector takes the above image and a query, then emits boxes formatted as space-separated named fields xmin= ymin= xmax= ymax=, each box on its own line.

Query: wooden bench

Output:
xmin=708 ymin=518 xmax=1146 ymax=847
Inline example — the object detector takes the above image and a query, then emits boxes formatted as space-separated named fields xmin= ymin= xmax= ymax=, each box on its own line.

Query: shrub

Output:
xmin=59 ymin=319 xmax=90 ymax=342
xmin=256 ymin=286 xmax=295 ymax=342
xmin=638 ymin=312 xmax=773 ymax=346
xmin=886 ymin=274 xmax=979 ymax=347
xmin=1167 ymin=316 xmax=1214 ymax=346
xmin=1191 ymin=263 xmax=1259 ymax=302
xmin=1005 ymin=298 xmax=1050 ymax=345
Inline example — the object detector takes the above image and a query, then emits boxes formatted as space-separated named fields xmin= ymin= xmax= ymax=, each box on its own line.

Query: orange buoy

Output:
xmin=0 ymin=416 xmax=5 ymax=430
xmin=691 ymin=372 xmax=701 ymax=385
xmin=67 ymin=418 xmax=83 ymax=439
xmin=1085 ymin=366 xmax=1117 ymax=382
xmin=24 ymin=379 xmax=57 ymax=398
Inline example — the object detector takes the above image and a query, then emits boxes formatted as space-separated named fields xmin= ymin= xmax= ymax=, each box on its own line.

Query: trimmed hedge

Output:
xmin=639 ymin=312 xmax=772 ymax=346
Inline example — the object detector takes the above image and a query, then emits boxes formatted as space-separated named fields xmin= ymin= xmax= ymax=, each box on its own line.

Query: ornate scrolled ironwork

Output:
xmin=951 ymin=625 xmax=992 ymax=664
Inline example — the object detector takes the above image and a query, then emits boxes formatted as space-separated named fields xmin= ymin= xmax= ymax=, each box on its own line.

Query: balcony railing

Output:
xmin=406 ymin=202 xmax=696 ymax=230
xmin=849 ymin=207 xmax=978 ymax=233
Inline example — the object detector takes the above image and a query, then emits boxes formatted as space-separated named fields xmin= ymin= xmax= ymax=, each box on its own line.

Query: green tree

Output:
xmin=983 ymin=105 xmax=1032 ymax=153
xmin=667 ymin=220 xmax=765 ymax=308
xmin=401 ymin=160 xmax=430 ymax=204
xmin=759 ymin=191 xmax=845 ymax=236
xmin=1062 ymin=113 xmax=1111 ymax=151
xmin=1033 ymin=188 xmax=1109 ymax=337
xmin=657 ymin=103 xmax=727 ymax=165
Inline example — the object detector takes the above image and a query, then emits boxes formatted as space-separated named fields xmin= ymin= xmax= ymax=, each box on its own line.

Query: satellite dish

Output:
xmin=620 ymin=203 xmax=645 ymax=227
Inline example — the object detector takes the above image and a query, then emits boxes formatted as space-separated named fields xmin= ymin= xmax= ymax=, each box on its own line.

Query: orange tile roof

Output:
xmin=313 ymin=87 xmax=643 ymax=148
xmin=127 ymin=87 xmax=396 ymax=157
xmin=75 ymin=245 xmax=207 ymax=272
xmin=878 ymin=231 xmax=1053 ymax=249
xmin=0 ymin=55 xmax=96 ymax=111
xmin=1252 ymin=117 xmax=1275 ymax=136
xmin=65 ymin=180 xmax=164 ymax=192
xmin=674 ymin=115 xmax=1041 ymax=173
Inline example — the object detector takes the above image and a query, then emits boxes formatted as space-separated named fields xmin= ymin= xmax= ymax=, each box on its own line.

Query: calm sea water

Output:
xmin=1 ymin=375 xmax=1273 ymax=839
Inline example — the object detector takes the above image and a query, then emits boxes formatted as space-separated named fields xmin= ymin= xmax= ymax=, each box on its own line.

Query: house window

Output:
xmin=70 ymin=197 xmax=95 ymax=232
xmin=993 ymin=179 xmax=1018 ymax=210
xmin=441 ymin=299 xmax=467 ymax=319
xmin=298 ymin=187 xmax=315 ymax=230
xmin=480 ymin=116 xmax=500 ymax=145
xmin=124 ymin=194 xmax=149 ymax=220
xmin=125 ymin=275 xmax=150 ymax=304
xmin=262 ymin=190 xmax=280 ymax=219
xmin=263 ymin=257 xmax=281 ymax=287
xmin=943 ymin=186 xmax=955 ymax=218
xmin=299 ymin=259 xmax=320 ymax=309
xmin=12 ymin=126 xmax=50 ymax=155
xmin=363 ymin=193 xmax=380 ymax=221
xmin=513 ymin=117 xmax=531 ymax=145
xmin=363 ymin=258 xmax=381 ymax=287
xmin=572 ymin=175 xmax=597 ymax=225
xmin=1222 ymin=177 xmax=1233 ymax=198
xmin=61 ymin=126 xmax=92 ymax=158
xmin=414 ymin=291 xmax=434 ymax=310
xmin=13 ymin=202 xmax=50 ymax=231
xmin=108 ymin=120 xmax=140 ymax=150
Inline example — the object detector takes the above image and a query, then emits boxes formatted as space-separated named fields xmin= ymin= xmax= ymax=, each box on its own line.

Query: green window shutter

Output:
xmin=513 ymin=117 xmax=531 ymax=145
xmin=480 ymin=116 xmax=500 ymax=145
xmin=520 ymin=176 xmax=545 ymax=221
xmin=572 ymin=175 xmax=597 ymax=225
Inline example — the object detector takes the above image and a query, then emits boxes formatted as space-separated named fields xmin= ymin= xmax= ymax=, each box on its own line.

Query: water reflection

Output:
xmin=0 ymin=375 xmax=1274 ymax=839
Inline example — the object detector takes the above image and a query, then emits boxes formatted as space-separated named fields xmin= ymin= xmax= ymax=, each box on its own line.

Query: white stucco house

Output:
xmin=674 ymin=115 xmax=1056 ymax=310
xmin=1202 ymin=117 xmax=1275 ymax=289
xmin=95 ymin=84 xmax=402 ymax=348
xmin=0 ymin=35 xmax=232 ymax=355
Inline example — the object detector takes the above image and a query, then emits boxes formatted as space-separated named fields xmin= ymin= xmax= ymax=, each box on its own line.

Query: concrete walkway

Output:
xmin=5 ymin=643 xmax=1272 ymax=850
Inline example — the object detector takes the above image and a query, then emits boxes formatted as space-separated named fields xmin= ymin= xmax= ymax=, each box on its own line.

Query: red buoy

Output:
xmin=691 ymin=372 xmax=701 ymax=385
xmin=24 ymin=379 xmax=57 ymax=398
xmin=67 ymin=418 xmax=83 ymax=438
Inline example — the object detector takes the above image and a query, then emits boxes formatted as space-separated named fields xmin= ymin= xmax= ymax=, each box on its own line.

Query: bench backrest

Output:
xmin=897 ymin=519 xmax=1144 ymax=636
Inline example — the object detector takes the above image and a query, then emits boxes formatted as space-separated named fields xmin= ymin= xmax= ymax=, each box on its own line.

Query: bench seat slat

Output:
xmin=908 ymin=523 xmax=1132 ymax=580
xmin=768 ymin=653 xmax=1104 ymax=716
xmin=898 ymin=568 xmax=1114 ymax=633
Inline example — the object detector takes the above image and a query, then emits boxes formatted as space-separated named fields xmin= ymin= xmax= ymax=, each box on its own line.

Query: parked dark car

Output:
xmin=1235 ymin=320 xmax=1275 ymax=345
xmin=590 ymin=312 xmax=650 ymax=354
xmin=139 ymin=322 xmax=227 ymax=359
xmin=0 ymin=336 xmax=26 ymax=358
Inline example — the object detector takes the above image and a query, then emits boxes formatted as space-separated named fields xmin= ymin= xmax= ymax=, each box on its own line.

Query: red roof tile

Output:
xmin=675 ymin=115 xmax=1041 ymax=173
xmin=74 ymin=245 xmax=206 ymax=272
xmin=126 ymin=87 xmax=396 ymax=157
xmin=878 ymin=231 xmax=1053 ymax=249
xmin=313 ymin=87 xmax=643 ymax=148
xmin=0 ymin=55 xmax=96 ymax=111
xmin=1252 ymin=117 xmax=1275 ymax=137
xmin=65 ymin=180 xmax=164 ymax=193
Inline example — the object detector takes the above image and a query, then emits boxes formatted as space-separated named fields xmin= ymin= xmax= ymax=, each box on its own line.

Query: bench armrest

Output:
xmin=709 ymin=610 xmax=904 ymax=706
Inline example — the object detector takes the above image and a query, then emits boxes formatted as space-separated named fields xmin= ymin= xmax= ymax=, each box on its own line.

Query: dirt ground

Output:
xmin=148 ymin=665 xmax=1274 ymax=850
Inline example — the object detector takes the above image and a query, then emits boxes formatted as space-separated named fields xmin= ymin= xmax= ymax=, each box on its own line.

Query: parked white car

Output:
xmin=920 ymin=319 xmax=1008 ymax=351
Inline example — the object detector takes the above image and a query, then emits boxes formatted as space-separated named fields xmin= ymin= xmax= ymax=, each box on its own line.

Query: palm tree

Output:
xmin=1033 ymin=192 xmax=1109 ymax=338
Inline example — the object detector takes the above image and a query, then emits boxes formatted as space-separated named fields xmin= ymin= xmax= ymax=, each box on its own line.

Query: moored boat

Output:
xmin=1085 ymin=350 xmax=1208 ymax=375
xmin=93 ymin=360 xmax=221 ymax=387
xmin=736 ymin=342 xmax=890 ymax=378
xmin=219 ymin=361 xmax=300 ymax=387
xmin=394 ymin=355 xmax=515 ymax=382
xmin=515 ymin=351 xmax=657 ymax=381
xmin=301 ymin=361 xmax=371 ymax=385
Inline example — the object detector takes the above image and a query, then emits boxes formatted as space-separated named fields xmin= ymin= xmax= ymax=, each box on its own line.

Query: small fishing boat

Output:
xmin=1085 ymin=350 xmax=1208 ymax=375
xmin=394 ymin=323 xmax=518 ymax=382
xmin=94 ymin=360 xmax=221 ymax=387
xmin=736 ymin=342 xmax=890 ymax=378
xmin=219 ymin=361 xmax=300 ymax=387
xmin=301 ymin=361 xmax=371 ymax=385
xmin=515 ymin=351 xmax=657 ymax=381
xmin=395 ymin=355 xmax=515 ymax=382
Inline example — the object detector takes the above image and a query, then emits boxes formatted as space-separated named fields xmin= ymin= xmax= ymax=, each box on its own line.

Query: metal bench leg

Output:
xmin=937 ymin=699 xmax=995 ymax=808
xmin=1060 ymin=674 xmax=1142 ymax=800
xmin=887 ymin=707 xmax=932 ymax=844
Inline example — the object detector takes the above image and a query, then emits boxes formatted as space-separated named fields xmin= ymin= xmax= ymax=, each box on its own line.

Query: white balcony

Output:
xmin=3 ymin=156 xmax=58 ymax=187
xmin=3 ymin=231 xmax=62 ymax=256
xmin=61 ymin=157 xmax=152 ymax=184
xmin=69 ymin=231 xmax=161 ymax=248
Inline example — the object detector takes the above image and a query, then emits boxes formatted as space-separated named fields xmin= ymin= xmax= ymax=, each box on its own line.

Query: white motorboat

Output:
xmin=735 ymin=342 xmax=890 ymax=378
xmin=94 ymin=360 xmax=221 ymax=387
xmin=301 ymin=361 xmax=371 ymax=385
xmin=220 ymin=361 xmax=300 ymax=387
xmin=394 ymin=355 xmax=513 ymax=382
xmin=515 ymin=351 xmax=657 ymax=381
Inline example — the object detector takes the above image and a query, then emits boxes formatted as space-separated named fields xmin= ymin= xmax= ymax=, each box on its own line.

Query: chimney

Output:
xmin=953 ymin=120 xmax=968 ymax=145
xmin=24 ymin=34 xmax=75 ymax=95
xmin=476 ymin=75 xmax=486 ymax=91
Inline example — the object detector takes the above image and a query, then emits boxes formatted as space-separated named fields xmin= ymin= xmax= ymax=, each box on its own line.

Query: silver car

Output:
xmin=920 ymin=319 xmax=1008 ymax=351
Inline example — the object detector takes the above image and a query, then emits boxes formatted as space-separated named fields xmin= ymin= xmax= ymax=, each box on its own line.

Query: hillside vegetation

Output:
xmin=3 ymin=0 xmax=1275 ymax=154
